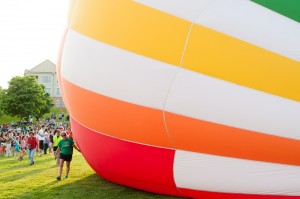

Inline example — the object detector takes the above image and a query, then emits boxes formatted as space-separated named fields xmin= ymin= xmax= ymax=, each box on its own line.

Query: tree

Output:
xmin=35 ymin=89 xmax=54 ymax=119
xmin=0 ymin=76 xmax=53 ymax=121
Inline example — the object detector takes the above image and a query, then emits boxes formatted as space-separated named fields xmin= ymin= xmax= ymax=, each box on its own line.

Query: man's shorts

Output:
xmin=39 ymin=140 xmax=44 ymax=150
xmin=60 ymin=153 xmax=72 ymax=162
xmin=53 ymin=146 xmax=58 ymax=152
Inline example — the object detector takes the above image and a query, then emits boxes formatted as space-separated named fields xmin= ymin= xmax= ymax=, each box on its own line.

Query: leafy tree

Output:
xmin=0 ymin=76 xmax=53 ymax=121
xmin=35 ymin=90 xmax=54 ymax=119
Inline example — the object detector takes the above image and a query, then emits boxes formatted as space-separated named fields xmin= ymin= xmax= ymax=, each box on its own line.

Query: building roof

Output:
xmin=24 ymin=59 xmax=56 ymax=74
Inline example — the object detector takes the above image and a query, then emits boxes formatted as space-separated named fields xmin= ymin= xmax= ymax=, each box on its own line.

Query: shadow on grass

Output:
xmin=0 ymin=156 xmax=55 ymax=173
xmin=15 ymin=174 xmax=185 ymax=199
xmin=0 ymin=165 xmax=56 ymax=183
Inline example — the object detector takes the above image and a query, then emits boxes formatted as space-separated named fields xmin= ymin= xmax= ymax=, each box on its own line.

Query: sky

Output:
xmin=0 ymin=0 xmax=70 ymax=89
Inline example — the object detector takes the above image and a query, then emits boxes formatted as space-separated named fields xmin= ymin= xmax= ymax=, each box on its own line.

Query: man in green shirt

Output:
xmin=55 ymin=131 xmax=81 ymax=180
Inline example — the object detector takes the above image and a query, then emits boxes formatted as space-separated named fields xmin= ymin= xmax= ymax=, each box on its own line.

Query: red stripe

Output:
xmin=71 ymin=118 xmax=182 ymax=196
xmin=179 ymin=188 xmax=300 ymax=199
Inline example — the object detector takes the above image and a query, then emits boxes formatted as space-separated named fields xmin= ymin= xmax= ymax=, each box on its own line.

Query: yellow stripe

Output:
xmin=68 ymin=0 xmax=300 ymax=102
xmin=68 ymin=0 xmax=190 ymax=66
xmin=182 ymin=25 xmax=300 ymax=102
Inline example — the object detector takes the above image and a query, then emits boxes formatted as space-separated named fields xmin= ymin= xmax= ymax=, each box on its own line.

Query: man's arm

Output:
xmin=73 ymin=143 xmax=81 ymax=153
xmin=55 ymin=147 xmax=60 ymax=160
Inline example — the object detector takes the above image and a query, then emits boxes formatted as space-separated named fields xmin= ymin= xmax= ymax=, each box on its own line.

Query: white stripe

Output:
xmin=61 ymin=29 xmax=300 ymax=140
xmin=134 ymin=0 xmax=300 ymax=61
xmin=174 ymin=150 xmax=300 ymax=196
xmin=165 ymin=69 xmax=300 ymax=140
xmin=61 ymin=29 xmax=178 ymax=110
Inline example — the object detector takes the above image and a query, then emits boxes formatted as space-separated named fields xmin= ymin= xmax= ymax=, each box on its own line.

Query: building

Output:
xmin=24 ymin=59 xmax=64 ymax=108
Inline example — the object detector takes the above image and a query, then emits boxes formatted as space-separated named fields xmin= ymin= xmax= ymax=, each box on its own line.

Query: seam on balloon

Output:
xmin=162 ymin=21 xmax=194 ymax=196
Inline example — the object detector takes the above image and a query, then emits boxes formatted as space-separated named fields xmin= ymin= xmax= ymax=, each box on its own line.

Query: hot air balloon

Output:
xmin=58 ymin=0 xmax=300 ymax=198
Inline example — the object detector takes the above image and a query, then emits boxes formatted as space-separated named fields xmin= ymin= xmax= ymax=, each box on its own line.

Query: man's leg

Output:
xmin=28 ymin=149 xmax=33 ymax=164
xmin=56 ymin=151 xmax=60 ymax=166
xmin=57 ymin=159 xmax=64 ymax=180
xmin=66 ymin=161 xmax=70 ymax=178
xmin=43 ymin=143 xmax=48 ymax=154
xmin=30 ymin=149 xmax=36 ymax=164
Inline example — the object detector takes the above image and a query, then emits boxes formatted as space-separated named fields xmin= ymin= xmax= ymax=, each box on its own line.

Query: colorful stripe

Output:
xmin=174 ymin=150 xmax=300 ymax=196
xmin=251 ymin=0 xmax=300 ymax=23
xmin=71 ymin=118 xmax=180 ymax=196
xmin=61 ymin=78 xmax=173 ymax=148
xmin=135 ymin=0 xmax=300 ymax=61
xmin=166 ymin=112 xmax=300 ymax=166
xmin=182 ymin=24 xmax=300 ymax=102
xmin=68 ymin=0 xmax=190 ymax=66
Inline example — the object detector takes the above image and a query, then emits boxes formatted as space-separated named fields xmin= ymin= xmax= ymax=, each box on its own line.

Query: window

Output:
xmin=45 ymin=88 xmax=52 ymax=95
xmin=56 ymin=88 xmax=60 ymax=96
xmin=61 ymin=100 xmax=65 ymax=107
xmin=41 ymin=76 xmax=51 ymax=84
xmin=55 ymin=100 xmax=60 ymax=107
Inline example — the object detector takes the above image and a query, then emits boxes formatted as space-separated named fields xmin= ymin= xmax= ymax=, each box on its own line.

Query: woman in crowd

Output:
xmin=0 ymin=132 xmax=6 ymax=155
xmin=19 ymin=135 xmax=27 ymax=160
xmin=5 ymin=131 xmax=14 ymax=157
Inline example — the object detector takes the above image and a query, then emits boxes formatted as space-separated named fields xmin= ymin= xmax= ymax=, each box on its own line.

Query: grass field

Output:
xmin=0 ymin=150 xmax=184 ymax=199
xmin=0 ymin=107 xmax=68 ymax=125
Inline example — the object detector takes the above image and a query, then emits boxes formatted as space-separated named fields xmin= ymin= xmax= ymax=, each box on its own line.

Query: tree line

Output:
xmin=0 ymin=76 xmax=54 ymax=122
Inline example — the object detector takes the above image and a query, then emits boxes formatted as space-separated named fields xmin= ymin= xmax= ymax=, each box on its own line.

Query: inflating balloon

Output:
xmin=58 ymin=0 xmax=300 ymax=198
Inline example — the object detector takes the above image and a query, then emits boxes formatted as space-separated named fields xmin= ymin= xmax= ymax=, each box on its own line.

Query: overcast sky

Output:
xmin=0 ymin=0 xmax=70 ymax=89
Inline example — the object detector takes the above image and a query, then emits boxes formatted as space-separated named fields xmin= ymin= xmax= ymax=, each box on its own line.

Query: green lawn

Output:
xmin=0 ymin=151 xmax=184 ymax=199
xmin=0 ymin=107 xmax=68 ymax=125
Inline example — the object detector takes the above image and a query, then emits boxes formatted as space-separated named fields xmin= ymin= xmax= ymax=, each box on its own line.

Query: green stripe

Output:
xmin=251 ymin=0 xmax=300 ymax=23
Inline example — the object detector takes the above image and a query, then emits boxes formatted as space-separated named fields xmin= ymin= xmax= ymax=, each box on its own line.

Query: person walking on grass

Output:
xmin=5 ymin=131 xmax=14 ymax=157
xmin=53 ymin=129 xmax=62 ymax=166
xmin=14 ymin=136 xmax=21 ymax=160
xmin=37 ymin=125 xmax=45 ymax=157
xmin=55 ymin=131 xmax=81 ymax=180
xmin=18 ymin=135 xmax=27 ymax=160
xmin=26 ymin=131 xmax=38 ymax=165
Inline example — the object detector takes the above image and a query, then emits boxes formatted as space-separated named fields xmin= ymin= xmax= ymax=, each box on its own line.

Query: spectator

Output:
xmin=19 ymin=135 xmax=27 ymax=160
xmin=26 ymin=131 xmax=38 ymax=165
xmin=5 ymin=131 xmax=14 ymax=157
xmin=14 ymin=136 xmax=21 ymax=160
xmin=37 ymin=125 xmax=45 ymax=157
xmin=0 ymin=132 xmax=6 ymax=155
xmin=43 ymin=130 xmax=50 ymax=154
xmin=53 ymin=129 xmax=62 ymax=166
xmin=55 ymin=131 xmax=81 ymax=180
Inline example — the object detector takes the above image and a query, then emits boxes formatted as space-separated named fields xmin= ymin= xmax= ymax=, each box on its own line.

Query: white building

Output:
xmin=24 ymin=59 xmax=64 ymax=108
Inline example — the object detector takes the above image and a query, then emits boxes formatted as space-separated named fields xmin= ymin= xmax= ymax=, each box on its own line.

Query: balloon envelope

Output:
xmin=58 ymin=1 xmax=300 ymax=198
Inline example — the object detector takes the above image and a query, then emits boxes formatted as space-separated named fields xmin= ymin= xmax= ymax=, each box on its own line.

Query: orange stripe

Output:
xmin=166 ymin=112 xmax=300 ymax=166
xmin=61 ymin=78 xmax=300 ymax=166
xmin=61 ymin=78 xmax=173 ymax=148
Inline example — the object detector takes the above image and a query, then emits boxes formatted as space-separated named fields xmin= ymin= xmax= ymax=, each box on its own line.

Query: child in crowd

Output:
xmin=14 ymin=137 xmax=21 ymax=160
xmin=18 ymin=136 xmax=27 ymax=160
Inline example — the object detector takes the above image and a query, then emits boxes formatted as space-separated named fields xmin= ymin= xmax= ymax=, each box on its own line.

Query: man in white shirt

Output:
xmin=37 ymin=125 xmax=45 ymax=157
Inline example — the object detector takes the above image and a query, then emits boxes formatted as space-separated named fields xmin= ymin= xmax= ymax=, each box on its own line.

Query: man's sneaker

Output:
xmin=64 ymin=176 xmax=68 ymax=179
xmin=56 ymin=176 xmax=61 ymax=180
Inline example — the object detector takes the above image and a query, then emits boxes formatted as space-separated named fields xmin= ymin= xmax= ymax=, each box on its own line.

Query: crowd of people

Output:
xmin=0 ymin=114 xmax=81 ymax=180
